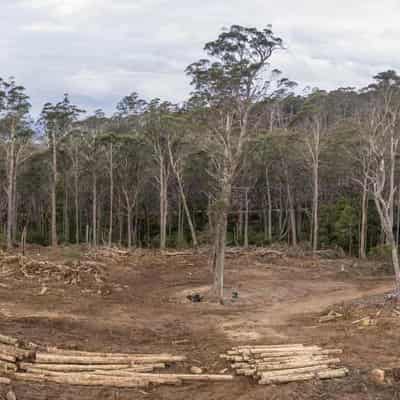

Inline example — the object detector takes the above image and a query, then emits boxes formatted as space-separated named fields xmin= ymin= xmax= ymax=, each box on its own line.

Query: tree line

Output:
xmin=2 ymin=25 xmax=400 ymax=298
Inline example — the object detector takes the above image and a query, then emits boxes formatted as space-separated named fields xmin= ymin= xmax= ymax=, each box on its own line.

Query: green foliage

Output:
xmin=319 ymin=198 xmax=359 ymax=254
xmin=369 ymin=244 xmax=392 ymax=261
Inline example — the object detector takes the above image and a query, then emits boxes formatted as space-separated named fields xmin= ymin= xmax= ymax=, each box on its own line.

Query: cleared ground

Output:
xmin=0 ymin=246 xmax=399 ymax=399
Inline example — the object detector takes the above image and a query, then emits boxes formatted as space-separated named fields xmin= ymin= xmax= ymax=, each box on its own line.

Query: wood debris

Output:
xmin=319 ymin=310 xmax=343 ymax=323
xmin=0 ymin=333 xmax=232 ymax=388
xmin=0 ymin=251 xmax=106 ymax=290
xmin=221 ymin=344 xmax=348 ymax=385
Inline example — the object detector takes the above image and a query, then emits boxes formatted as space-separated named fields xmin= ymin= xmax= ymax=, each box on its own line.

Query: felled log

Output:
xmin=0 ymin=343 xmax=34 ymax=361
xmin=250 ymin=346 xmax=321 ymax=355
xmin=0 ymin=376 xmax=11 ymax=385
xmin=233 ymin=344 xmax=304 ymax=350
xmin=259 ymin=372 xmax=316 ymax=384
xmin=251 ymin=355 xmax=330 ymax=364
xmin=317 ymin=368 xmax=348 ymax=379
xmin=12 ymin=372 xmax=154 ymax=388
xmin=119 ymin=373 xmax=234 ymax=382
xmin=21 ymin=363 xmax=165 ymax=373
xmin=0 ymin=335 xmax=18 ymax=346
xmin=46 ymin=347 xmax=174 ymax=359
xmin=259 ymin=368 xmax=348 ymax=384
xmin=0 ymin=361 xmax=17 ymax=372
xmin=258 ymin=365 xmax=330 ymax=379
xmin=255 ymin=358 xmax=341 ymax=371
xmin=35 ymin=352 xmax=185 ymax=365
xmin=0 ymin=353 xmax=16 ymax=363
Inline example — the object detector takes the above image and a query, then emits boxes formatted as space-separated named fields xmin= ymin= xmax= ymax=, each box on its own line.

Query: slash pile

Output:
xmin=221 ymin=344 xmax=349 ymax=385
xmin=0 ymin=334 xmax=232 ymax=388
xmin=0 ymin=252 xmax=106 ymax=288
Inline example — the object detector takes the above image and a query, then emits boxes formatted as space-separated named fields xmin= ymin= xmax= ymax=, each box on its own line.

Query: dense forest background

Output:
xmin=1 ymin=25 xmax=400 ymax=271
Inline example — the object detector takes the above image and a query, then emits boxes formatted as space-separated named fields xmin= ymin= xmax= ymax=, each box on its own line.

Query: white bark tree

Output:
xmin=357 ymin=71 xmax=400 ymax=291
xmin=186 ymin=25 xmax=292 ymax=301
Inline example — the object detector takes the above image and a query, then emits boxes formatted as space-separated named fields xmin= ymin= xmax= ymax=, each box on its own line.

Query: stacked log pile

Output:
xmin=221 ymin=344 xmax=348 ymax=385
xmin=0 ymin=334 xmax=232 ymax=388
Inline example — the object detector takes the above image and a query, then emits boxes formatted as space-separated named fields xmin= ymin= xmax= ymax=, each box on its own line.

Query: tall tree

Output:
xmin=0 ymin=78 xmax=32 ymax=249
xmin=40 ymin=94 xmax=84 ymax=246
xmin=187 ymin=25 xmax=286 ymax=301
xmin=357 ymin=71 xmax=400 ymax=291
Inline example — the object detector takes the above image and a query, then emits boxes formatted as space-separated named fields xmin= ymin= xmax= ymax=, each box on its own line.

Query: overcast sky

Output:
xmin=2 ymin=0 xmax=400 ymax=115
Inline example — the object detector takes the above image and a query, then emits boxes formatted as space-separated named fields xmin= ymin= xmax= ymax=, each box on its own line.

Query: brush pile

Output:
xmin=0 ymin=334 xmax=232 ymax=388
xmin=84 ymin=247 xmax=130 ymax=261
xmin=221 ymin=344 xmax=348 ymax=385
xmin=0 ymin=252 xmax=105 ymax=288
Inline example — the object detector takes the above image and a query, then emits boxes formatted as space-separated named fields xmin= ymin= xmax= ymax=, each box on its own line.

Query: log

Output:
xmin=126 ymin=373 xmax=234 ymax=382
xmin=258 ymin=365 xmax=330 ymax=379
xmin=320 ymin=349 xmax=343 ymax=355
xmin=46 ymin=347 xmax=176 ymax=358
xmin=234 ymin=344 xmax=304 ymax=349
xmin=317 ymin=368 xmax=348 ymax=379
xmin=21 ymin=363 xmax=164 ymax=374
xmin=88 ymin=367 xmax=164 ymax=377
xmin=259 ymin=372 xmax=315 ymax=385
xmin=0 ymin=361 xmax=17 ymax=373
xmin=0 ymin=344 xmax=34 ymax=361
xmin=13 ymin=371 xmax=181 ymax=387
xmin=0 ymin=335 xmax=18 ymax=346
xmin=0 ymin=376 xmax=11 ymax=385
xmin=12 ymin=372 xmax=151 ymax=388
xmin=255 ymin=358 xmax=341 ymax=371
xmin=0 ymin=353 xmax=16 ymax=363
xmin=252 ymin=355 xmax=330 ymax=364
xmin=35 ymin=353 xmax=185 ymax=364
xmin=251 ymin=346 xmax=321 ymax=355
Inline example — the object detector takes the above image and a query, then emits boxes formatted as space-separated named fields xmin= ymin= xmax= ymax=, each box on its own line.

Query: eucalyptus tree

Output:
xmin=39 ymin=94 xmax=84 ymax=246
xmin=293 ymin=90 xmax=332 ymax=253
xmin=79 ymin=109 xmax=107 ymax=247
xmin=357 ymin=71 xmax=400 ymax=291
xmin=115 ymin=93 xmax=148 ymax=247
xmin=0 ymin=78 xmax=32 ymax=249
xmin=142 ymin=99 xmax=175 ymax=250
xmin=165 ymin=107 xmax=199 ymax=247
xmin=186 ymin=25 xmax=286 ymax=301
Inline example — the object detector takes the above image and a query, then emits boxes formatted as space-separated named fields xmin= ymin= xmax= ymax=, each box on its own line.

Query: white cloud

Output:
xmin=2 ymin=0 xmax=400 ymax=115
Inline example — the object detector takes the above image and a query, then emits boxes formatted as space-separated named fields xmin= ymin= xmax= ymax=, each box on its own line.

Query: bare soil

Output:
xmin=0 ymin=246 xmax=399 ymax=399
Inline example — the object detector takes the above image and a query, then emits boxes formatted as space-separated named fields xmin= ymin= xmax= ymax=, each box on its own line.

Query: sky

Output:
xmin=2 ymin=0 xmax=400 ymax=115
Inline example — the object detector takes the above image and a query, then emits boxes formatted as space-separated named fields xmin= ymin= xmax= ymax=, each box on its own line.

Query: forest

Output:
xmin=2 ymin=25 xmax=400 ymax=296
xmin=1 ymin=23 xmax=400 ymax=399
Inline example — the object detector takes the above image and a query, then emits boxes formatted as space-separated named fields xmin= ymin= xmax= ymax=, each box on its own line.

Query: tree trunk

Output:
xmin=51 ymin=131 xmax=58 ymax=247
xmin=118 ymin=194 xmax=123 ymax=246
xmin=312 ymin=162 xmax=319 ymax=253
xmin=374 ymin=196 xmax=400 ymax=292
xmin=108 ymin=143 xmax=113 ymax=247
xmin=176 ymin=176 xmax=197 ymax=247
xmin=212 ymin=181 xmax=231 ymax=302
xmin=265 ymin=167 xmax=272 ymax=242
xmin=6 ymin=138 xmax=15 ymax=250
xmin=127 ymin=206 xmax=132 ymax=249
xmin=287 ymin=181 xmax=297 ymax=246
xmin=177 ymin=198 xmax=183 ymax=246
xmin=159 ymin=160 xmax=168 ymax=249
xmin=92 ymin=172 xmax=97 ymax=247
xmin=360 ymin=179 xmax=368 ymax=259
xmin=12 ymin=157 xmax=18 ymax=243
xmin=74 ymin=167 xmax=79 ymax=244
xmin=63 ymin=177 xmax=69 ymax=243
xmin=244 ymin=189 xmax=249 ymax=248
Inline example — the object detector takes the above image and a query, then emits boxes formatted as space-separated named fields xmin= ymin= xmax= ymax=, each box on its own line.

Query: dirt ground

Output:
xmin=0 ymin=246 xmax=399 ymax=399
